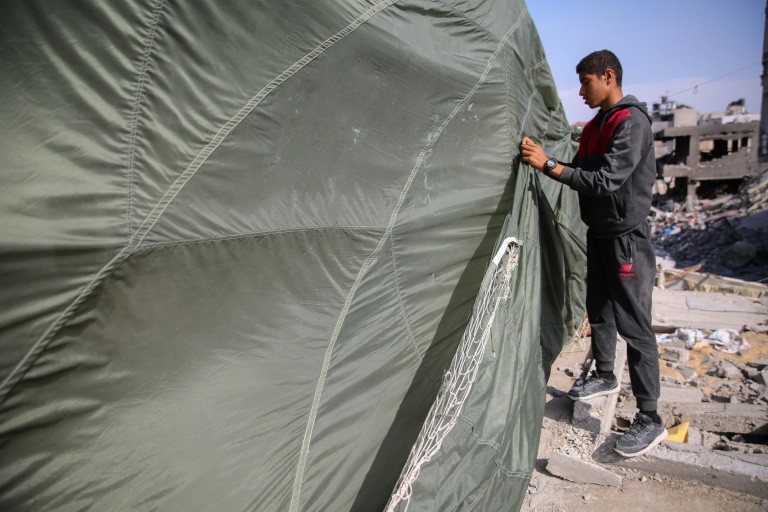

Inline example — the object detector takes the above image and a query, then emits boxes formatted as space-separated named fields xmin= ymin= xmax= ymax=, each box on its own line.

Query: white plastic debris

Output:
xmin=707 ymin=329 xmax=748 ymax=354
xmin=655 ymin=327 xmax=749 ymax=354
xmin=656 ymin=328 xmax=705 ymax=347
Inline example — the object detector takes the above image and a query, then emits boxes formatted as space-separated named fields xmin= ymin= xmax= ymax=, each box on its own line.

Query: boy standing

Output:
xmin=521 ymin=50 xmax=666 ymax=457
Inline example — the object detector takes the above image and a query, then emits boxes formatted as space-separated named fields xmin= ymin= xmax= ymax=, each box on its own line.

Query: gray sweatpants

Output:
xmin=587 ymin=221 xmax=660 ymax=411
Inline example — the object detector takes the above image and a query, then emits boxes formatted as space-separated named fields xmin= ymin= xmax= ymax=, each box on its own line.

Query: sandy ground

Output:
xmin=520 ymin=334 xmax=768 ymax=512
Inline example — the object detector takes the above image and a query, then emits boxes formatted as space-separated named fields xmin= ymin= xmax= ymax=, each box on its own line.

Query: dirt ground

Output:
xmin=520 ymin=334 xmax=768 ymax=512
xmin=523 ymin=469 xmax=765 ymax=512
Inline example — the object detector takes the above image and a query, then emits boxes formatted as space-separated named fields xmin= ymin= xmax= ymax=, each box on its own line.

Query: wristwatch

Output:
xmin=543 ymin=158 xmax=557 ymax=172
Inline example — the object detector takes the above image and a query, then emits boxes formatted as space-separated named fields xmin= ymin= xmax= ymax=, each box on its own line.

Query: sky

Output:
xmin=527 ymin=0 xmax=765 ymax=123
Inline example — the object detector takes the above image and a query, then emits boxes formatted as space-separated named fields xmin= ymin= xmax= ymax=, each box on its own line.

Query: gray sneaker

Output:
xmin=614 ymin=412 xmax=667 ymax=458
xmin=567 ymin=372 xmax=619 ymax=400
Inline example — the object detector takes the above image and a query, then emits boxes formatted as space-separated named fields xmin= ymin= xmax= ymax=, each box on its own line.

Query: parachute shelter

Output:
xmin=0 ymin=1 xmax=586 ymax=511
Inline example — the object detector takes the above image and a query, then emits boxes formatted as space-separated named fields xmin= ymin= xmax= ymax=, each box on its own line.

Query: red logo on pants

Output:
xmin=619 ymin=263 xmax=634 ymax=278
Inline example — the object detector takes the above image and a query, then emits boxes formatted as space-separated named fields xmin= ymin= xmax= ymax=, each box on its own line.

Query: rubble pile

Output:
xmin=652 ymin=173 xmax=768 ymax=283
xmin=610 ymin=330 xmax=768 ymax=458
xmin=657 ymin=343 xmax=768 ymax=407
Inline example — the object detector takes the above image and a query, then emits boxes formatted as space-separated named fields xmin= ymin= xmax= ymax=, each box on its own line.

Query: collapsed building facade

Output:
xmin=653 ymin=97 xmax=767 ymax=208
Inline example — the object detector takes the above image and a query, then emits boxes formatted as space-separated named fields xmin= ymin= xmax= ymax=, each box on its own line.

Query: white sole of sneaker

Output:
xmin=567 ymin=387 xmax=620 ymax=401
xmin=614 ymin=428 xmax=668 ymax=458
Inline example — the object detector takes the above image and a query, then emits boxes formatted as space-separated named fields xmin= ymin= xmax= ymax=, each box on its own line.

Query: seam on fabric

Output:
xmin=0 ymin=1 xmax=401 ymax=407
xmin=0 ymin=249 xmax=129 ymax=405
xmin=531 ymin=57 xmax=547 ymax=71
xmin=290 ymin=9 xmax=527 ymax=509
xmin=127 ymin=0 xmax=167 ymax=237
xmin=523 ymin=232 xmax=539 ymax=249
xmin=458 ymin=414 xmax=502 ymax=452
xmin=135 ymin=225 xmax=382 ymax=253
xmin=131 ymin=0 xmax=400 ymax=251
xmin=387 ymin=236 xmax=425 ymax=362
xmin=555 ymin=102 xmax=568 ymax=135
xmin=0 ymin=0 xmax=401 ymax=409
xmin=286 ymin=2 xmax=414 ymax=510
xmin=496 ymin=466 xmax=531 ymax=479
xmin=516 ymin=56 xmax=546 ymax=137
xmin=503 ymin=48 xmax=514 ymax=157
xmin=517 ymin=89 xmax=536 ymax=137
xmin=433 ymin=0 xmax=502 ymax=43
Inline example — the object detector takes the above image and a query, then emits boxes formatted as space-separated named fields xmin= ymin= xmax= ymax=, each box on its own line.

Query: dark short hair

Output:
xmin=576 ymin=50 xmax=623 ymax=86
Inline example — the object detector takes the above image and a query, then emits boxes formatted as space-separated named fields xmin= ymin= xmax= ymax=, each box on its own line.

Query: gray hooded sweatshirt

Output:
xmin=558 ymin=95 xmax=655 ymax=238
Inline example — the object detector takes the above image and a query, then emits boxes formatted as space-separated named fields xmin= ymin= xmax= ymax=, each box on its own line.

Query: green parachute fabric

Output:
xmin=0 ymin=1 xmax=587 ymax=510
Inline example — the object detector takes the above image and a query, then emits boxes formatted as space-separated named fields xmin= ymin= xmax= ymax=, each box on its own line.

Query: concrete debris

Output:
xmin=658 ymin=386 xmax=704 ymax=403
xmin=717 ymin=360 xmax=743 ymax=379
xmin=651 ymin=173 xmax=768 ymax=284
xmin=677 ymin=366 xmax=697 ymax=381
xmin=526 ymin=180 xmax=768 ymax=511
xmin=546 ymin=452 xmax=622 ymax=487
xmin=652 ymin=289 xmax=767 ymax=332
xmin=660 ymin=346 xmax=689 ymax=363
xmin=667 ymin=403 xmax=768 ymax=435
xmin=616 ymin=442 xmax=768 ymax=498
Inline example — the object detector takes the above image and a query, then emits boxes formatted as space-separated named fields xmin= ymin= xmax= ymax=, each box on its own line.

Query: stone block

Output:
xmin=668 ymin=402 xmax=768 ymax=434
xmin=616 ymin=442 xmax=768 ymax=498
xmin=686 ymin=426 xmax=703 ymax=445
xmin=572 ymin=398 xmax=603 ymax=434
xmin=678 ymin=366 xmax=697 ymax=381
xmin=718 ymin=361 xmax=743 ymax=380
xmin=546 ymin=452 xmax=622 ymax=487
xmin=661 ymin=346 xmax=689 ymax=363
xmin=659 ymin=386 xmax=704 ymax=403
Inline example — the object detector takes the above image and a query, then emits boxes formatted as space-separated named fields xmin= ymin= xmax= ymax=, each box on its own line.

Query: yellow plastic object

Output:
xmin=667 ymin=422 xmax=690 ymax=443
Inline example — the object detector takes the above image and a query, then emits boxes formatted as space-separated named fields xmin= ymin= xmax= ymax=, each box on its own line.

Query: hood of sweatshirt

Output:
xmin=601 ymin=95 xmax=652 ymax=124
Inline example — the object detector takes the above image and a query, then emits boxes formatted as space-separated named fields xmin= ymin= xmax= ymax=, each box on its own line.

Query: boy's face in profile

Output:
xmin=578 ymin=71 xmax=611 ymax=110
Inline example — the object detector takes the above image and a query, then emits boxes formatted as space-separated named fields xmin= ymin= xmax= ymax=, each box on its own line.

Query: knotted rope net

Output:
xmin=386 ymin=237 xmax=522 ymax=512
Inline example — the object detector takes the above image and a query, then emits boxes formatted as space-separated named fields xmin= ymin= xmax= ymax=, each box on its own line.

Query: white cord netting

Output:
xmin=386 ymin=239 xmax=521 ymax=512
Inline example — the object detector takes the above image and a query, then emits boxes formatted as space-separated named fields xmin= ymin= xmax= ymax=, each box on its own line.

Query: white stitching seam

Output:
xmin=0 ymin=0 xmax=401 ymax=405
xmin=127 ymin=0 xmax=167 ymax=236
xmin=384 ymin=10 xmax=528 ymax=510
xmin=136 ymin=225 xmax=381 ymax=253
xmin=388 ymin=236 xmax=425 ymax=362
xmin=130 ymin=0 xmax=401 ymax=251
xmin=291 ymin=6 xmax=529 ymax=506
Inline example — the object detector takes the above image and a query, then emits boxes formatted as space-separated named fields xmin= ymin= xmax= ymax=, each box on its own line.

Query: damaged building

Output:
xmin=653 ymin=96 xmax=766 ymax=208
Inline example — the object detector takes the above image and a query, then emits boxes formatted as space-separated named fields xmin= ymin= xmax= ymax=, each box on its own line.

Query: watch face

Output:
xmin=545 ymin=159 xmax=556 ymax=171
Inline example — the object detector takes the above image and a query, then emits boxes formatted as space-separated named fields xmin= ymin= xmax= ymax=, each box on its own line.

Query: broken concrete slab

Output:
xmin=669 ymin=403 xmax=768 ymax=435
xmin=686 ymin=426 xmax=704 ymax=445
xmin=546 ymin=452 xmax=622 ymax=487
xmin=613 ymin=441 xmax=768 ymax=498
xmin=657 ymin=268 xmax=768 ymax=299
xmin=658 ymin=386 xmax=704 ymax=403
xmin=652 ymin=289 xmax=768 ymax=331
xmin=616 ymin=398 xmax=768 ymax=434
xmin=661 ymin=346 xmax=689 ymax=363
xmin=616 ymin=385 xmax=704 ymax=422
xmin=717 ymin=360 xmax=743 ymax=379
